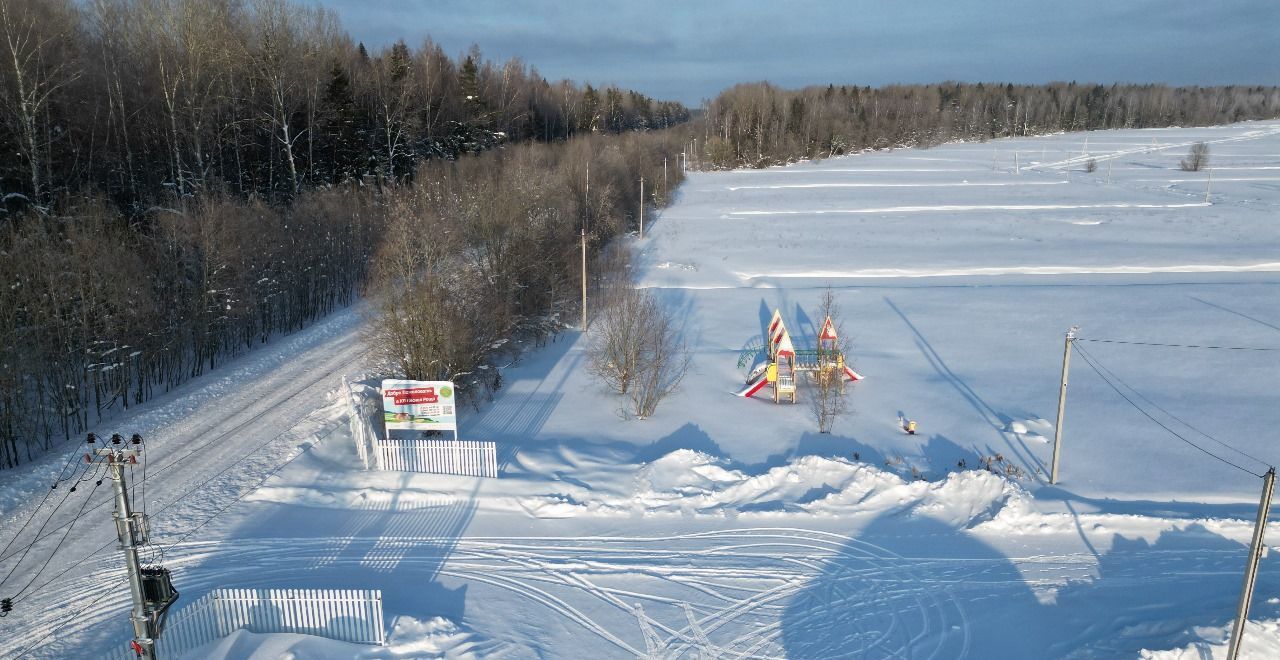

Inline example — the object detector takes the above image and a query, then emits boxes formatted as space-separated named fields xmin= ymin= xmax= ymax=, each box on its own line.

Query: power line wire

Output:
xmin=1076 ymin=338 xmax=1280 ymax=352
xmin=8 ymin=473 xmax=106 ymax=602
xmin=0 ymin=459 xmax=98 ymax=592
xmin=1072 ymin=342 xmax=1268 ymax=478
xmin=7 ymin=576 xmax=128 ymax=659
xmin=2 ymin=365 xmax=345 ymax=623
xmin=154 ymin=420 xmax=339 ymax=564
xmin=1074 ymin=343 xmax=1272 ymax=470
xmin=0 ymin=444 xmax=91 ymax=575
xmin=12 ymin=413 xmax=342 ymax=619
xmin=0 ymin=359 xmax=340 ymax=568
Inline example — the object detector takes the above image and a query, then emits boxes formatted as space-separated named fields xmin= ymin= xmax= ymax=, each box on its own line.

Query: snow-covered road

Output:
xmin=0 ymin=307 xmax=366 ymax=658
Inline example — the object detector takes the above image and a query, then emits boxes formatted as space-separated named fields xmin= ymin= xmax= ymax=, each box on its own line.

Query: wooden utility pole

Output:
xmin=663 ymin=157 xmax=668 ymax=201
xmin=1206 ymin=168 xmax=1213 ymax=203
xmin=1227 ymin=467 xmax=1275 ymax=660
xmin=1014 ymin=152 xmax=1020 ymax=174
xmin=582 ymin=163 xmax=589 ymax=331
xmin=1050 ymin=327 xmax=1076 ymax=485
xmin=638 ymin=177 xmax=645 ymax=238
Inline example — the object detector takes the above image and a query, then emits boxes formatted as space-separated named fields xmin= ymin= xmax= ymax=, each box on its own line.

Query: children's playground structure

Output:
xmin=736 ymin=310 xmax=863 ymax=403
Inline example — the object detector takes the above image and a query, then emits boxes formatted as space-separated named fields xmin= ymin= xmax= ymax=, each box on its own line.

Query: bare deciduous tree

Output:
xmin=1181 ymin=141 xmax=1209 ymax=171
xmin=588 ymin=285 xmax=689 ymax=418
xmin=626 ymin=294 xmax=690 ymax=419
xmin=0 ymin=0 xmax=79 ymax=204
xmin=587 ymin=286 xmax=649 ymax=395
xmin=811 ymin=287 xmax=851 ymax=433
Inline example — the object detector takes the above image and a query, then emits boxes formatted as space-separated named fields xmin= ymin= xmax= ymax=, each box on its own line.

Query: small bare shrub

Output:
xmin=1180 ymin=142 xmax=1209 ymax=171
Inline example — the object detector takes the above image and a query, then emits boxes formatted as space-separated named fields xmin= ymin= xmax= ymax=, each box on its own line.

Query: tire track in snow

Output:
xmin=0 ymin=312 xmax=368 ymax=660
xmin=31 ymin=527 xmax=1245 ymax=658
xmin=727 ymin=202 xmax=1209 ymax=216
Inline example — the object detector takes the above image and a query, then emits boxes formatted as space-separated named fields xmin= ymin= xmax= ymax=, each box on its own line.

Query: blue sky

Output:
xmin=320 ymin=1 xmax=1280 ymax=105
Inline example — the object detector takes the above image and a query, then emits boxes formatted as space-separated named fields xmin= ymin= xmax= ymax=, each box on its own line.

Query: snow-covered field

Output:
xmin=4 ymin=122 xmax=1280 ymax=659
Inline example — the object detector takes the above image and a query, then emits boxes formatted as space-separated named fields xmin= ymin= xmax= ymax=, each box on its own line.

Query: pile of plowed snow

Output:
xmin=1139 ymin=619 xmax=1280 ymax=659
xmin=187 ymin=616 xmax=481 ymax=660
xmin=252 ymin=448 xmax=1020 ymax=524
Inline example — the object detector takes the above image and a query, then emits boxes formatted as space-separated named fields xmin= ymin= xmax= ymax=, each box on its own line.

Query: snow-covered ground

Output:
xmin=4 ymin=122 xmax=1280 ymax=659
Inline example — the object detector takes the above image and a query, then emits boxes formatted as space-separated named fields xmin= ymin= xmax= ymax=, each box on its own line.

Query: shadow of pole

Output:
xmin=884 ymin=296 xmax=1047 ymax=484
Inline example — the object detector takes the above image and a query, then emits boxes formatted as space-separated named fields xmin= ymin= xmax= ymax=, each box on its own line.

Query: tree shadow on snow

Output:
xmin=218 ymin=473 xmax=478 ymax=623
xmin=633 ymin=422 xmax=726 ymax=463
xmin=781 ymin=515 xmax=1274 ymax=659
xmin=781 ymin=513 xmax=1048 ymax=659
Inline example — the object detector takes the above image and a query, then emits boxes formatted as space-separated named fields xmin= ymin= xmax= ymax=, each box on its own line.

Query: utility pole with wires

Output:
xmin=1227 ymin=466 xmax=1276 ymax=660
xmin=1050 ymin=326 xmax=1077 ymax=485
xmin=581 ymin=163 xmax=590 ymax=332
xmin=638 ymin=176 xmax=645 ymax=239
xmin=88 ymin=433 xmax=177 ymax=659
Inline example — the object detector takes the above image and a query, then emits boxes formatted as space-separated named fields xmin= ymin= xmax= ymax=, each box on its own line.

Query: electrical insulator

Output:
xmin=111 ymin=433 xmax=123 ymax=445
xmin=86 ymin=433 xmax=97 ymax=444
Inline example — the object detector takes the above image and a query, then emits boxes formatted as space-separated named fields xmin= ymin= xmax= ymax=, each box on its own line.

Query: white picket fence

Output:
xmin=343 ymin=376 xmax=374 ymax=470
xmin=345 ymin=376 xmax=499 ymax=477
xmin=103 ymin=588 xmax=384 ymax=659
xmin=375 ymin=438 xmax=498 ymax=477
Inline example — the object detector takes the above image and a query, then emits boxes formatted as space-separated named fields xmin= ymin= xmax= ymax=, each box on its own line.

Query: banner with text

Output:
xmin=381 ymin=379 xmax=457 ymax=434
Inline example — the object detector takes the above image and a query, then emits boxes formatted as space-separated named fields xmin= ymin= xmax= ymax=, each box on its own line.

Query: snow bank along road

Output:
xmin=5 ymin=122 xmax=1280 ymax=658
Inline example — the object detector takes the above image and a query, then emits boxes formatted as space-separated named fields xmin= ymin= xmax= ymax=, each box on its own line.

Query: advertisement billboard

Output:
xmin=381 ymin=379 xmax=457 ymax=434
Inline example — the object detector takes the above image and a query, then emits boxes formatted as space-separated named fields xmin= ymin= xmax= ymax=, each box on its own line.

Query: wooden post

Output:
xmin=582 ymin=163 xmax=589 ymax=331
xmin=663 ymin=157 xmax=668 ymax=202
xmin=1227 ymin=467 xmax=1276 ymax=660
xmin=639 ymin=176 xmax=645 ymax=238
xmin=1206 ymin=168 xmax=1213 ymax=204
xmin=1050 ymin=327 xmax=1075 ymax=485
xmin=1107 ymin=159 xmax=1113 ymax=183
xmin=1014 ymin=152 xmax=1020 ymax=174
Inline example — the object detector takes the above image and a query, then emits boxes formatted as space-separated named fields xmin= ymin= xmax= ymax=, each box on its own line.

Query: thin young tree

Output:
xmin=811 ymin=287 xmax=851 ymax=433
xmin=626 ymin=292 xmax=690 ymax=418
xmin=587 ymin=285 xmax=649 ymax=395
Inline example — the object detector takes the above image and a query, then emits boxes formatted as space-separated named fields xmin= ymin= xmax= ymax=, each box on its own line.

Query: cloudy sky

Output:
xmin=320 ymin=0 xmax=1280 ymax=105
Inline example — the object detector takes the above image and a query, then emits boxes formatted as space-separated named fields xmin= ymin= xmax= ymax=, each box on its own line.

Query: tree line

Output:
xmin=0 ymin=0 xmax=690 ymax=468
xmin=368 ymin=132 xmax=685 ymax=405
xmin=697 ymin=81 xmax=1280 ymax=168
xmin=0 ymin=0 xmax=688 ymax=209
